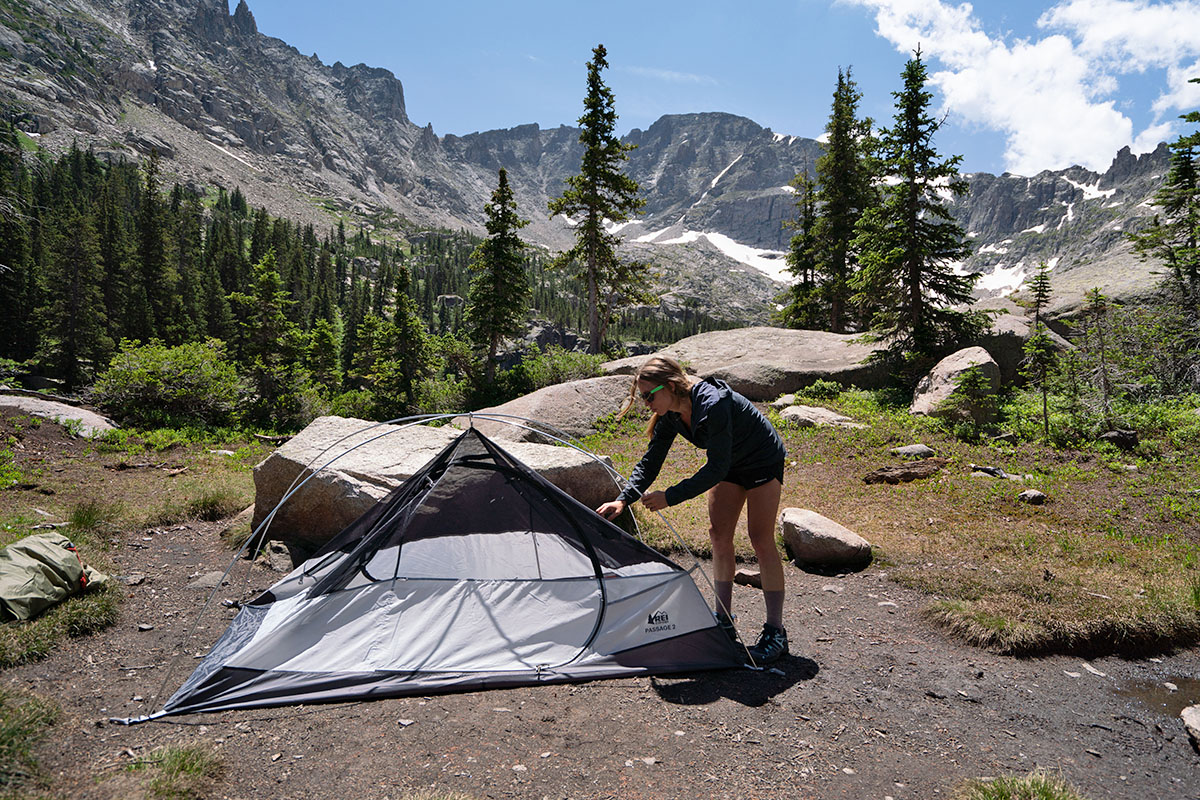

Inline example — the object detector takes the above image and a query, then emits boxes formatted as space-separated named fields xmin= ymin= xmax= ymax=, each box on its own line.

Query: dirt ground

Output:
xmin=2 ymin=409 xmax=1200 ymax=800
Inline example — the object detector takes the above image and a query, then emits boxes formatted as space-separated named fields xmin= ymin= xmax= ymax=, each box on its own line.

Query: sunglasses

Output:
xmin=639 ymin=385 xmax=665 ymax=403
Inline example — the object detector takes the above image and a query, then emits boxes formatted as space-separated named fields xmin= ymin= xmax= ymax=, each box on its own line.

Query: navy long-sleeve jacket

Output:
xmin=617 ymin=378 xmax=786 ymax=507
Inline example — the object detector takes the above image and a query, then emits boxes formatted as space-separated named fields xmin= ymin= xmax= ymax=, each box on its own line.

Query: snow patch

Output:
xmin=977 ymin=242 xmax=1009 ymax=255
xmin=637 ymin=228 xmax=789 ymax=282
xmin=710 ymin=155 xmax=743 ymax=189
xmin=977 ymin=261 xmax=1027 ymax=294
xmin=1063 ymin=177 xmax=1115 ymax=200
xmin=1021 ymin=224 xmax=1047 ymax=234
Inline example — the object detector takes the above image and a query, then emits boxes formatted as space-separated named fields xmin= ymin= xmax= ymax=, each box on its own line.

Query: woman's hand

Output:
xmin=639 ymin=491 xmax=668 ymax=512
xmin=596 ymin=499 xmax=627 ymax=520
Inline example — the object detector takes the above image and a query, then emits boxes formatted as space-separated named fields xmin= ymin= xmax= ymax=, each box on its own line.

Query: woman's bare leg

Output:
xmin=707 ymin=481 xmax=747 ymax=618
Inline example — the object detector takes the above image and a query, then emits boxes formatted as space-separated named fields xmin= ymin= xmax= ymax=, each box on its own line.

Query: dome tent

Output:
xmin=129 ymin=425 xmax=742 ymax=721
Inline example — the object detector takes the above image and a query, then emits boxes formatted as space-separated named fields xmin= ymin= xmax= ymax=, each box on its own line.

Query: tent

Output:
xmin=141 ymin=426 xmax=741 ymax=720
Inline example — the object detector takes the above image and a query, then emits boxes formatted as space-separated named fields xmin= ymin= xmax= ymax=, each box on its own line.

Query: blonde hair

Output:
xmin=619 ymin=356 xmax=694 ymax=438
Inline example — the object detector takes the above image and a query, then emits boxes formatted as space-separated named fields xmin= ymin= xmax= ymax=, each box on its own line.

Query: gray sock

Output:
xmin=715 ymin=580 xmax=734 ymax=619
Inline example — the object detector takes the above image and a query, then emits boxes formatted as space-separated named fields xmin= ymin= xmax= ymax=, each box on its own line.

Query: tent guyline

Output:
xmin=119 ymin=418 xmax=748 ymax=725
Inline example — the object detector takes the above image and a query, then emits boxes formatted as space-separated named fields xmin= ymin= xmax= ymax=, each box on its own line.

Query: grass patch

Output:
xmin=0 ymin=581 xmax=120 ymax=668
xmin=955 ymin=771 xmax=1090 ymax=800
xmin=0 ymin=688 xmax=60 ymax=793
xmin=127 ymin=744 xmax=224 ymax=800
xmin=68 ymin=498 xmax=123 ymax=535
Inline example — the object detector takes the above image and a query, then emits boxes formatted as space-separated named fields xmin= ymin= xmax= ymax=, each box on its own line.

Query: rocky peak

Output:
xmin=232 ymin=0 xmax=257 ymax=37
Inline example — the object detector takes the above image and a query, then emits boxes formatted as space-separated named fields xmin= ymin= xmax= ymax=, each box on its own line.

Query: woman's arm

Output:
xmin=663 ymin=396 xmax=734 ymax=506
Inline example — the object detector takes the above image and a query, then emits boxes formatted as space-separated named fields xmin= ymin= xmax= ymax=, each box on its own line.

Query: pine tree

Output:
xmin=548 ymin=44 xmax=648 ymax=353
xmin=137 ymin=150 xmax=178 ymax=341
xmin=1020 ymin=262 xmax=1057 ymax=440
xmin=777 ymin=170 xmax=823 ymax=329
xmin=227 ymin=251 xmax=305 ymax=426
xmin=466 ymin=168 xmax=531 ymax=384
xmin=851 ymin=49 xmax=984 ymax=366
xmin=813 ymin=67 xmax=876 ymax=333
xmin=1131 ymin=78 xmax=1199 ymax=301
xmin=41 ymin=205 xmax=112 ymax=389
xmin=0 ymin=124 xmax=38 ymax=361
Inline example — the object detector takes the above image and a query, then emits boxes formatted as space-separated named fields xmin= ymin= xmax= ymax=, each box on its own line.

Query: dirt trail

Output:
xmin=7 ymin=516 xmax=1199 ymax=800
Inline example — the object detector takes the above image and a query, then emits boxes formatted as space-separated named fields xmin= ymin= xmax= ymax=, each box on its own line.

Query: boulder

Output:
xmin=778 ymin=508 xmax=872 ymax=569
xmin=453 ymin=375 xmax=632 ymax=443
xmin=600 ymin=327 xmax=886 ymax=400
xmin=0 ymin=395 xmax=117 ymax=437
xmin=1018 ymin=489 xmax=1047 ymax=505
xmin=779 ymin=405 xmax=867 ymax=429
xmin=251 ymin=416 xmax=619 ymax=555
xmin=910 ymin=347 xmax=1001 ymax=421
xmin=863 ymin=458 xmax=949 ymax=484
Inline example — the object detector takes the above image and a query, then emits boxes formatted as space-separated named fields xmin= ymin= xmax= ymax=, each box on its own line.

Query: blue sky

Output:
xmin=236 ymin=0 xmax=1200 ymax=176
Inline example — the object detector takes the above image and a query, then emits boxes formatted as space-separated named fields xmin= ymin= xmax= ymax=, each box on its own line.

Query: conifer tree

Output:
xmin=851 ymin=49 xmax=984 ymax=365
xmin=1129 ymin=78 xmax=1199 ymax=335
xmin=467 ymin=168 xmax=531 ymax=383
xmin=778 ymin=171 xmax=823 ymax=329
xmin=548 ymin=44 xmax=648 ymax=353
xmin=137 ymin=150 xmax=178 ymax=341
xmin=0 ymin=125 xmax=38 ymax=361
xmin=41 ymin=205 xmax=112 ymax=389
xmin=1020 ymin=262 xmax=1057 ymax=440
xmin=228 ymin=251 xmax=305 ymax=426
xmin=813 ymin=67 xmax=876 ymax=333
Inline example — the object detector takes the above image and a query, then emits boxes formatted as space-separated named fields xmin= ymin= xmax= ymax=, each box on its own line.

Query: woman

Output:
xmin=596 ymin=356 xmax=789 ymax=665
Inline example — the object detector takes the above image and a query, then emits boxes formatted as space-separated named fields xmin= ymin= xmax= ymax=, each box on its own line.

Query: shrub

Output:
xmin=502 ymin=344 xmax=604 ymax=396
xmin=92 ymin=339 xmax=240 ymax=428
xmin=797 ymin=379 xmax=843 ymax=400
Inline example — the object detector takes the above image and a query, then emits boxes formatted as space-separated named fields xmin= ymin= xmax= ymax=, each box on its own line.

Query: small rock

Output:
xmin=734 ymin=568 xmax=762 ymax=589
xmin=137 ymin=624 xmax=154 ymax=632
xmin=512 ymin=764 xmax=527 ymax=772
xmin=271 ymin=753 xmax=281 ymax=762
xmin=969 ymin=464 xmax=1009 ymax=479
xmin=822 ymin=584 xmax=844 ymax=594
xmin=1081 ymin=662 xmax=1107 ymax=677
xmin=1098 ymin=429 xmax=1138 ymax=450
xmin=1064 ymin=671 xmax=1082 ymax=678
xmin=397 ymin=719 xmax=415 ymax=727
xmin=770 ymin=394 xmax=796 ymax=410
xmin=1182 ymin=705 xmax=1200 ymax=753
xmin=842 ymin=767 xmax=857 ymax=775
xmin=119 ymin=574 xmax=146 ymax=586
xmin=1165 ymin=682 xmax=1178 ymax=692
xmin=1018 ymin=489 xmax=1047 ymax=505
xmin=890 ymin=444 xmax=935 ymax=458
xmin=187 ymin=571 xmax=226 ymax=590
xmin=877 ymin=601 xmax=897 ymax=607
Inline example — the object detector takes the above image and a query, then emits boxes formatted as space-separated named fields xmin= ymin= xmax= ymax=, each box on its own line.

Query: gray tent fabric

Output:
xmin=151 ymin=427 xmax=740 ymax=719
xmin=0 ymin=532 xmax=108 ymax=621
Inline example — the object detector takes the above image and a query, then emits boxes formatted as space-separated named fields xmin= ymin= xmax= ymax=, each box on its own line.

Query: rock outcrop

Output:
xmin=250 ymin=416 xmax=619 ymax=556
xmin=602 ymin=327 xmax=887 ymax=400
xmin=453 ymin=376 xmax=632 ymax=444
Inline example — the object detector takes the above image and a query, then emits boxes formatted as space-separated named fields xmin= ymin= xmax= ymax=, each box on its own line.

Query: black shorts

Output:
xmin=723 ymin=459 xmax=785 ymax=490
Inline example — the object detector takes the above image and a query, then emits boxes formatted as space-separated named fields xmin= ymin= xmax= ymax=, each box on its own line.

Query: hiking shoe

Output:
xmin=714 ymin=613 xmax=738 ymax=644
xmin=747 ymin=623 xmax=788 ymax=666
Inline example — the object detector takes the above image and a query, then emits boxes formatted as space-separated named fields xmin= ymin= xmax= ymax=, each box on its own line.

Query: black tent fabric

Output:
xmin=151 ymin=427 xmax=741 ymax=719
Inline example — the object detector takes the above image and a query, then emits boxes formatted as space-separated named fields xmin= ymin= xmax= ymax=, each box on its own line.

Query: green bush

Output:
xmin=502 ymin=344 xmax=604 ymax=396
xmin=797 ymin=378 xmax=843 ymax=400
xmin=92 ymin=339 xmax=240 ymax=428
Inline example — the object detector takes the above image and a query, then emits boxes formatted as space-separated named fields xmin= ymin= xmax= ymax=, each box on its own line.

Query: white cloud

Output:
xmin=842 ymin=0 xmax=1200 ymax=174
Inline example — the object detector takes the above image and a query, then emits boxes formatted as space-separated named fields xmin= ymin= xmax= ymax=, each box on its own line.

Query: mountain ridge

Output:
xmin=0 ymin=0 xmax=1172 ymax=320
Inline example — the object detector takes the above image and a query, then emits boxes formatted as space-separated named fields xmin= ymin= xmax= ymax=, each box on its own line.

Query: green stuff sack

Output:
xmin=0 ymin=532 xmax=108 ymax=622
